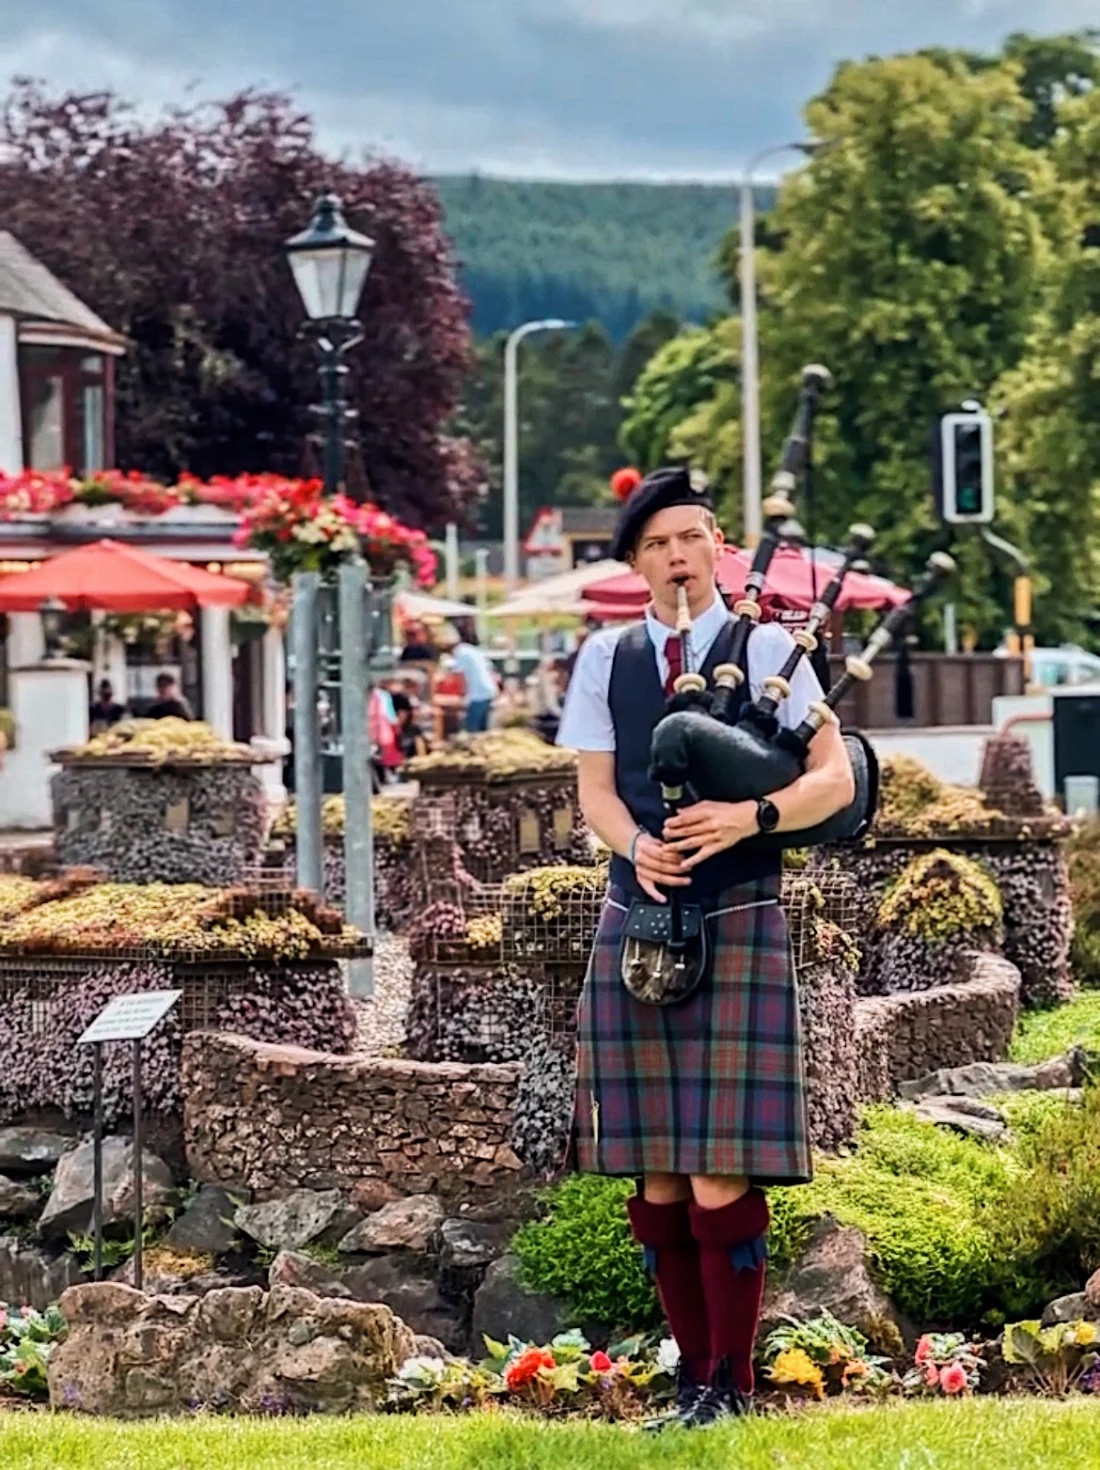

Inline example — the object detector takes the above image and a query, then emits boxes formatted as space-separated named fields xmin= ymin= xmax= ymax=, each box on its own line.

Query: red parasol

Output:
xmin=581 ymin=544 xmax=906 ymax=614
xmin=0 ymin=539 xmax=250 ymax=612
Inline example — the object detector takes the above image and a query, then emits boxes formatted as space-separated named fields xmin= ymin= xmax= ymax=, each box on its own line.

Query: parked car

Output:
xmin=996 ymin=643 xmax=1100 ymax=689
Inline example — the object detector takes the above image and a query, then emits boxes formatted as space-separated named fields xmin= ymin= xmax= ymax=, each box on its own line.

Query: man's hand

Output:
xmin=663 ymin=800 xmax=758 ymax=869
xmin=632 ymin=833 xmax=691 ymax=903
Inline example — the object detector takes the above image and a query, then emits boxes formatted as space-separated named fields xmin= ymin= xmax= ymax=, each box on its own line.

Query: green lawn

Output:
xmin=1009 ymin=991 xmax=1100 ymax=1065
xmin=4 ymin=1400 xmax=1100 ymax=1470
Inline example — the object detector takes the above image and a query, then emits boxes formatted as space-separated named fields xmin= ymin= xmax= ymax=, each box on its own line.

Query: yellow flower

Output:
xmin=1074 ymin=1322 xmax=1097 ymax=1347
xmin=768 ymin=1349 xmax=825 ymax=1399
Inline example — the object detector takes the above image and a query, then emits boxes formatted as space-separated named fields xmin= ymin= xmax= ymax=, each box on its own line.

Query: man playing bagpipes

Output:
xmin=556 ymin=457 xmax=855 ymax=1428
xmin=555 ymin=361 xmax=956 ymax=1428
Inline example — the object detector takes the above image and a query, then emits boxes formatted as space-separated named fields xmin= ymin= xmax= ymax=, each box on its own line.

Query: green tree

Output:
xmin=992 ymin=87 xmax=1100 ymax=643
xmin=619 ymin=322 xmax=739 ymax=474
xmin=748 ymin=52 xmax=1055 ymax=637
xmin=456 ymin=319 xmax=656 ymax=537
xmin=1003 ymin=30 xmax=1100 ymax=149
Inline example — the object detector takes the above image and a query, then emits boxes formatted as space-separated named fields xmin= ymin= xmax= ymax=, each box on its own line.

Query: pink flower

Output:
xmin=914 ymin=1335 xmax=933 ymax=1365
xmin=589 ymin=1351 xmax=613 ymax=1373
xmin=924 ymin=1364 xmax=939 ymax=1387
xmin=939 ymin=1362 xmax=969 ymax=1395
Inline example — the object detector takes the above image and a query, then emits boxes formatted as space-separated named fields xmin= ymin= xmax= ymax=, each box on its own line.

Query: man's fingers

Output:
xmin=638 ymin=875 xmax=667 ymax=903
xmin=638 ymin=867 xmax=691 ymax=888
xmin=666 ymin=834 xmax=713 ymax=852
xmin=680 ymin=843 xmax=721 ymax=870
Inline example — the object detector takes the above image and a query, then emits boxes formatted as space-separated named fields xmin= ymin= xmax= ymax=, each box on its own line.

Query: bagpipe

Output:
xmin=619 ymin=367 xmax=955 ymax=1009
xmin=649 ymin=364 xmax=956 ymax=854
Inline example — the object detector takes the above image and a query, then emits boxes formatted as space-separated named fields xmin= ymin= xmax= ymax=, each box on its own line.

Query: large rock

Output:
xmin=758 ymin=1216 xmax=913 ymax=1355
xmin=0 ymin=1125 xmax=78 ymax=1176
xmin=1086 ymin=1269 xmax=1100 ymax=1311
xmin=234 ymin=1190 xmax=347 ymax=1252
xmin=908 ymin=1096 xmax=1007 ymax=1142
xmin=269 ymin=1251 xmax=351 ymax=1299
xmin=37 ymin=1138 xmax=176 ymax=1241
xmin=898 ymin=1049 xmax=1088 ymax=1102
xmin=163 ymin=1185 xmax=241 ymax=1256
xmin=471 ymin=1254 xmax=570 ymax=1350
xmin=47 ymin=1281 xmax=414 ymax=1416
xmin=0 ymin=1174 xmax=42 ymax=1220
xmin=0 ymin=1236 xmax=84 ymax=1312
xmin=342 ymin=1253 xmax=466 ymax=1352
xmin=1041 ymin=1292 xmax=1099 ymax=1327
xmin=439 ymin=1217 xmax=508 ymax=1272
xmin=339 ymin=1195 xmax=443 ymax=1254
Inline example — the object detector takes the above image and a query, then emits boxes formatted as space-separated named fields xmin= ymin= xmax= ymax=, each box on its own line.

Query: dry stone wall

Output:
xmin=854 ymin=954 xmax=1021 ymax=1103
xmin=181 ymin=1033 xmax=525 ymax=1202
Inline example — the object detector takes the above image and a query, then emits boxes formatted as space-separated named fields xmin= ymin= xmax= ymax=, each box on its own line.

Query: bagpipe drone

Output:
xmin=649 ymin=364 xmax=956 ymax=854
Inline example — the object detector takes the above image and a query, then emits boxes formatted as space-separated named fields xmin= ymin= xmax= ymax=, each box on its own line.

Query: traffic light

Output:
xmin=938 ymin=411 xmax=993 ymax=524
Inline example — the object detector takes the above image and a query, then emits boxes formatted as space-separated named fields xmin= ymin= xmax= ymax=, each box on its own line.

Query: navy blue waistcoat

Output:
xmin=607 ymin=619 xmax=781 ymax=900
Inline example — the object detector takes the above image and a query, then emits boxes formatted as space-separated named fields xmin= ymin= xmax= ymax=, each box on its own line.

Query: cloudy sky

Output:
xmin=3 ymin=2 xmax=1098 ymax=179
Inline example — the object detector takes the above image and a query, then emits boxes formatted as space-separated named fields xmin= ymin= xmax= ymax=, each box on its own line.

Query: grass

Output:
xmin=4 ymin=1401 xmax=1100 ymax=1469
xmin=1009 ymin=992 xmax=1100 ymax=1065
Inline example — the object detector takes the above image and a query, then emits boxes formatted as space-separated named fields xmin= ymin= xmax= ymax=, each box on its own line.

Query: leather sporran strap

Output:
xmin=618 ymin=900 xmax=712 ymax=1006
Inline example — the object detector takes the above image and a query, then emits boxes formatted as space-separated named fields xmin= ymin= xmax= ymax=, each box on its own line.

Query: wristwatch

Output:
xmin=755 ymin=797 xmax=780 ymax=834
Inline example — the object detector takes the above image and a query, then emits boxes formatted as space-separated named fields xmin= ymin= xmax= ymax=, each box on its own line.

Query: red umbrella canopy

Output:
xmin=0 ymin=540 xmax=250 ymax=612
xmin=581 ymin=544 xmax=906 ymax=614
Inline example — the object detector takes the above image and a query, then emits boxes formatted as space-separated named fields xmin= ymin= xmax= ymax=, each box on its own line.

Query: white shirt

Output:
xmin=556 ymin=593 xmax=823 ymax=752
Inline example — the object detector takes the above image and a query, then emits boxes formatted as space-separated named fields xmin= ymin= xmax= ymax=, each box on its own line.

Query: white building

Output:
xmin=0 ymin=234 xmax=287 ymax=826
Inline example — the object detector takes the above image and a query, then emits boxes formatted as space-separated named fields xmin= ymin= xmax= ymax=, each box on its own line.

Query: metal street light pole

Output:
xmin=503 ymin=318 xmax=575 ymax=597
xmin=740 ymin=140 xmax=828 ymax=547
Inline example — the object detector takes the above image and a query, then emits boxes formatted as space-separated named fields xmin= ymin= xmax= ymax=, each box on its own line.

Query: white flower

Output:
xmin=397 ymin=1355 xmax=447 ymax=1385
xmin=656 ymin=1338 xmax=681 ymax=1374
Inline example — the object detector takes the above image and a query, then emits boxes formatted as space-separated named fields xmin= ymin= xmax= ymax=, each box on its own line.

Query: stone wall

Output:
xmin=854 ymin=953 xmax=1021 ymax=1103
xmin=181 ymin=1033 xmax=525 ymax=1202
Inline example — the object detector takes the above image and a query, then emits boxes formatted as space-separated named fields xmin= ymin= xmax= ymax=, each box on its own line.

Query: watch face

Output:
xmin=758 ymin=799 xmax=780 ymax=831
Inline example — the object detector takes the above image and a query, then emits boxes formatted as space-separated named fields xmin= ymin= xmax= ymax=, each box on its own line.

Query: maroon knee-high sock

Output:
xmin=689 ymin=1189 xmax=770 ymax=1397
xmin=626 ymin=1195 xmax=711 ymax=1382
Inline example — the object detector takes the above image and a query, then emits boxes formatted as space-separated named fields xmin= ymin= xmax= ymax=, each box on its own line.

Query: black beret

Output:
xmin=610 ymin=466 xmax=713 ymax=562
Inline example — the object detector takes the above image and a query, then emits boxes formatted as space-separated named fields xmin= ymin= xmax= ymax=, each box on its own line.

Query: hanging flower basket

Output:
xmin=232 ymin=485 xmax=437 ymax=587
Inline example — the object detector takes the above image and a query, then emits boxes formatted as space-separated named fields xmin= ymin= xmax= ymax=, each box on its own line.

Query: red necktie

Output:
xmin=664 ymin=637 xmax=682 ymax=695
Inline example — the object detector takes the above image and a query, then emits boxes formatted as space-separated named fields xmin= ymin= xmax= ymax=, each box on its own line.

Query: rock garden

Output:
xmin=3 ymin=725 xmax=1100 ymax=1432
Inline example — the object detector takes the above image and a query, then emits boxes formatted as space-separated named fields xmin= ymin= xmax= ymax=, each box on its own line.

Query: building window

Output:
xmin=19 ymin=345 xmax=110 ymax=475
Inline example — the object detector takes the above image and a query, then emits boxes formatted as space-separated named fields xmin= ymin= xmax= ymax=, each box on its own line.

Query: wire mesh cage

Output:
xmin=500 ymin=867 xmax=608 ymax=964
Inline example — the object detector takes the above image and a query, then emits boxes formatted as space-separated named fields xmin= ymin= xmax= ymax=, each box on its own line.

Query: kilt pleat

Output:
xmin=573 ymin=875 xmax=812 ymax=1185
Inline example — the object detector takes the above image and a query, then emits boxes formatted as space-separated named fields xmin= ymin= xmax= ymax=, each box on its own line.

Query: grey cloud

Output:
xmin=1 ymin=0 xmax=1097 ymax=177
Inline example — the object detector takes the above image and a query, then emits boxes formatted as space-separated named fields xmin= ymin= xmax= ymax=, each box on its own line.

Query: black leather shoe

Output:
xmin=641 ymin=1362 xmax=707 ymax=1432
xmin=681 ymin=1358 xmax=752 ymax=1427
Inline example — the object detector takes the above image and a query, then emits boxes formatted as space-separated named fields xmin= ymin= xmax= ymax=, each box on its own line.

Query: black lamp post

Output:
xmin=40 ymin=598 xmax=67 ymax=660
xmin=285 ymin=194 xmax=375 ymax=500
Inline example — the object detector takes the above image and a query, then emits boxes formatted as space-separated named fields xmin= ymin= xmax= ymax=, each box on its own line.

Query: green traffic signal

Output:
xmin=952 ymin=422 xmax=984 ymax=516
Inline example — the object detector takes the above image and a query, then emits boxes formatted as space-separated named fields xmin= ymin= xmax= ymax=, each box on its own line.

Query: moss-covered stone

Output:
xmin=876 ymin=849 xmax=1003 ymax=943
xmin=408 ymin=728 xmax=576 ymax=783
xmin=877 ymin=755 xmax=1005 ymax=838
xmin=502 ymin=863 xmax=609 ymax=923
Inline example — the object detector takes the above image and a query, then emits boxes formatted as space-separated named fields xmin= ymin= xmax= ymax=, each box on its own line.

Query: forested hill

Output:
xmin=432 ymin=175 xmax=776 ymax=340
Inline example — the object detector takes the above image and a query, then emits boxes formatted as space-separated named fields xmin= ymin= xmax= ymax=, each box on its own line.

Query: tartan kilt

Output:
xmin=572 ymin=873 xmax=812 ymax=1185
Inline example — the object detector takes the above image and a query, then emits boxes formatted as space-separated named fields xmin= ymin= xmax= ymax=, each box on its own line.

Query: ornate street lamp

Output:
xmin=285 ymin=194 xmax=375 ymax=499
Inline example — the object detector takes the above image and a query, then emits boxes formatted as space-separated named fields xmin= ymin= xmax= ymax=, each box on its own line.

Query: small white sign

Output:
xmin=78 ymin=991 xmax=182 ymax=1045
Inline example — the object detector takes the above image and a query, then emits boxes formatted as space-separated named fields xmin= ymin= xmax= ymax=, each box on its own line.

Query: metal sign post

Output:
xmin=291 ymin=570 xmax=324 ymax=893
xmin=339 ymin=559 xmax=375 ymax=999
xmin=78 ymin=991 xmax=181 ymax=1291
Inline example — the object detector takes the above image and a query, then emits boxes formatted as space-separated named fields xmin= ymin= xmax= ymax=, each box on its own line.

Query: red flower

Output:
xmin=505 ymin=1348 xmax=556 ymax=1390
xmin=939 ymin=1362 xmax=969 ymax=1395
xmin=914 ymin=1335 xmax=933 ymax=1365
xmin=589 ymin=1351 xmax=613 ymax=1373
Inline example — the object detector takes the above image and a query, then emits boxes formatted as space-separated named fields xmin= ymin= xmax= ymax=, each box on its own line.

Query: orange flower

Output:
xmin=505 ymin=1348 xmax=556 ymax=1390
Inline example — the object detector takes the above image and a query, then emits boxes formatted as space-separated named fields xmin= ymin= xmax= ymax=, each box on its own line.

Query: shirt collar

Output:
xmin=644 ymin=590 xmax=726 ymax=653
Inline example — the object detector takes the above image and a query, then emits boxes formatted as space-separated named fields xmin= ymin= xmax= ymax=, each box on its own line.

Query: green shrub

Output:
xmin=781 ymin=1109 xmax=1019 ymax=1325
xmin=984 ymin=1084 xmax=1100 ymax=1306
xmin=994 ymin=1089 xmax=1083 ymax=1146
xmin=513 ymin=1176 xmax=660 ymax=1332
xmin=1009 ymin=992 xmax=1100 ymax=1065
xmin=515 ymin=1102 xmax=1098 ymax=1333
xmin=1068 ymin=819 xmax=1100 ymax=987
